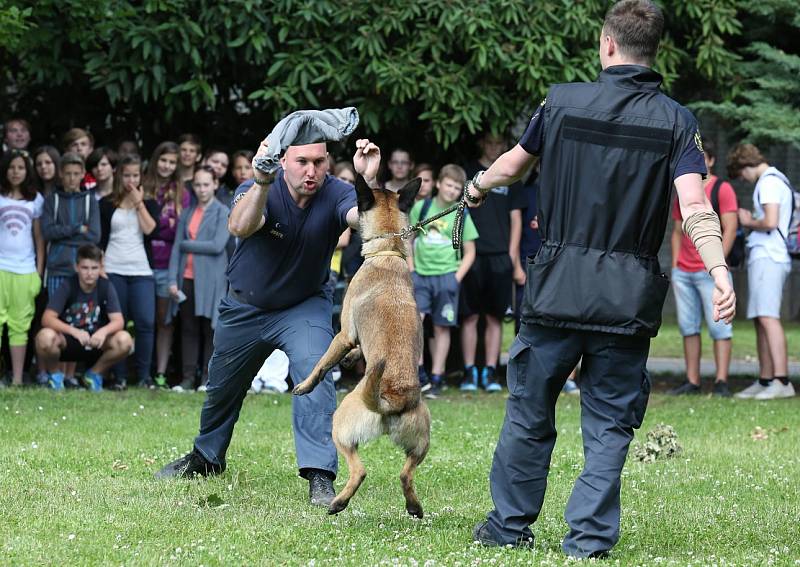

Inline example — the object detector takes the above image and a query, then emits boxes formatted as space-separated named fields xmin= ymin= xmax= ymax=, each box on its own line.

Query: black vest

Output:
xmin=522 ymin=65 xmax=700 ymax=337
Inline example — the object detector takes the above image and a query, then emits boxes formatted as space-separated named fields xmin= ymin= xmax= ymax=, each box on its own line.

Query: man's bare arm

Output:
xmin=229 ymin=183 xmax=269 ymax=238
xmin=465 ymin=144 xmax=537 ymax=206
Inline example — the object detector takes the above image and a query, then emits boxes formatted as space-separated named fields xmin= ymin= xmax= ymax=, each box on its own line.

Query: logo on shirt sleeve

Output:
xmin=694 ymin=130 xmax=704 ymax=154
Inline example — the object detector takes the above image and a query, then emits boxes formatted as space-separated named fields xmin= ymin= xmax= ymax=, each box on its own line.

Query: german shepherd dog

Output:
xmin=293 ymin=175 xmax=430 ymax=518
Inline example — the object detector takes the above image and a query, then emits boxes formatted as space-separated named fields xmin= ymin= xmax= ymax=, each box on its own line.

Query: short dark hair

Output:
xmin=603 ymin=0 xmax=664 ymax=65
xmin=86 ymin=146 xmax=119 ymax=172
xmin=76 ymin=244 xmax=103 ymax=263
xmin=702 ymin=137 xmax=715 ymax=161
xmin=178 ymin=133 xmax=202 ymax=150
xmin=60 ymin=152 xmax=85 ymax=171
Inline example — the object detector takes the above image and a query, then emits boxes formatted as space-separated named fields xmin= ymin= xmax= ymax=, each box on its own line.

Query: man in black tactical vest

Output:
xmin=465 ymin=0 xmax=736 ymax=558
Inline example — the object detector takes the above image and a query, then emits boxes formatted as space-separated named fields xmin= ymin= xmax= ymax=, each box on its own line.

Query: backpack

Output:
xmin=760 ymin=171 xmax=800 ymax=259
xmin=709 ymin=177 xmax=745 ymax=268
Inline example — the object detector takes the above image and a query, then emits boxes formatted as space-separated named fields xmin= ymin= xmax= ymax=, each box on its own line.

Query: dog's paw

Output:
xmin=406 ymin=503 xmax=424 ymax=519
xmin=328 ymin=499 xmax=349 ymax=515
xmin=341 ymin=348 xmax=362 ymax=369
xmin=292 ymin=380 xmax=315 ymax=395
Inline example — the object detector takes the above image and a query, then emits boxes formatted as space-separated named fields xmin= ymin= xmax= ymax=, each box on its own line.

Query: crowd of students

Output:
xmin=0 ymin=116 xmax=796 ymax=399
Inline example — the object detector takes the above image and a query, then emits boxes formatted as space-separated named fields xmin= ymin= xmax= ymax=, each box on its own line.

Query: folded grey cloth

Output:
xmin=253 ymin=107 xmax=360 ymax=174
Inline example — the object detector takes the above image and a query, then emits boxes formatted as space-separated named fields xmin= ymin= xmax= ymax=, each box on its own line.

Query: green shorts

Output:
xmin=0 ymin=270 xmax=42 ymax=346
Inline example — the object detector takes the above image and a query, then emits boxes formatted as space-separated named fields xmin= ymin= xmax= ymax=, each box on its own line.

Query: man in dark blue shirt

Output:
xmin=156 ymin=138 xmax=382 ymax=507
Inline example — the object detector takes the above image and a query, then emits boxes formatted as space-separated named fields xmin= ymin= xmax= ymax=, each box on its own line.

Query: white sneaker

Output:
xmin=735 ymin=381 xmax=768 ymax=399
xmin=753 ymin=380 xmax=796 ymax=400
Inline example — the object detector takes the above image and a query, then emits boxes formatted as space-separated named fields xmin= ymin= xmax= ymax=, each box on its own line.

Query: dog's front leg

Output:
xmin=292 ymin=331 xmax=355 ymax=395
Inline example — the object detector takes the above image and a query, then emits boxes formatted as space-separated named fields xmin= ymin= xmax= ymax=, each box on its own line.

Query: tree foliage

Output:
xmin=692 ymin=0 xmax=800 ymax=148
xmin=0 ymin=0 xmax=762 ymax=156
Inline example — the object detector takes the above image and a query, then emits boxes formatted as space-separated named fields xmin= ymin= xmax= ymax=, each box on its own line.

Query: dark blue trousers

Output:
xmin=486 ymin=323 xmax=651 ymax=557
xmin=193 ymin=293 xmax=338 ymax=477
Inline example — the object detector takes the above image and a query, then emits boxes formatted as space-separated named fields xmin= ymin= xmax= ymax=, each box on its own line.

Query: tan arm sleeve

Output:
xmin=683 ymin=211 xmax=727 ymax=274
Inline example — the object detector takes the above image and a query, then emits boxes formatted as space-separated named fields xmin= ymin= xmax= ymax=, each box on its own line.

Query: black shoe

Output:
xmin=154 ymin=449 xmax=225 ymax=479
xmin=472 ymin=521 xmax=533 ymax=548
xmin=667 ymin=380 xmax=701 ymax=396
xmin=418 ymin=366 xmax=431 ymax=392
xmin=112 ymin=379 xmax=127 ymax=391
xmin=64 ymin=376 xmax=82 ymax=389
xmin=712 ymin=381 xmax=732 ymax=397
xmin=307 ymin=469 xmax=336 ymax=507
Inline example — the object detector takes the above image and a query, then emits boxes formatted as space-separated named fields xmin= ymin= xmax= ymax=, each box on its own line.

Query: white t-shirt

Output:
xmin=104 ymin=208 xmax=153 ymax=276
xmin=0 ymin=192 xmax=45 ymax=274
xmin=747 ymin=167 xmax=792 ymax=264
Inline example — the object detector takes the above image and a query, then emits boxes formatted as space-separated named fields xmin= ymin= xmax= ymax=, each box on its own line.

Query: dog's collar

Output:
xmin=363 ymin=250 xmax=406 ymax=260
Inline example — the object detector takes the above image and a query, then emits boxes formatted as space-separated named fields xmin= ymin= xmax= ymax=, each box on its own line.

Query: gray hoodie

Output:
xmin=41 ymin=189 xmax=101 ymax=277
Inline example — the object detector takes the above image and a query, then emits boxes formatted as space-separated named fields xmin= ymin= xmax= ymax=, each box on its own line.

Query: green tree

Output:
xmin=692 ymin=0 xmax=800 ymax=148
xmin=0 ymin=0 xmax=745 ymax=154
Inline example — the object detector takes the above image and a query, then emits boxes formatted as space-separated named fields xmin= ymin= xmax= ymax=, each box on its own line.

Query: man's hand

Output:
xmin=710 ymin=266 xmax=736 ymax=324
xmin=72 ymin=329 xmax=91 ymax=347
xmin=464 ymin=181 xmax=484 ymax=209
xmin=353 ymin=139 xmax=381 ymax=187
xmin=168 ymin=284 xmax=180 ymax=299
xmin=737 ymin=208 xmax=753 ymax=228
xmin=513 ymin=262 xmax=526 ymax=286
xmin=88 ymin=329 xmax=108 ymax=349
xmin=251 ymin=138 xmax=274 ymax=184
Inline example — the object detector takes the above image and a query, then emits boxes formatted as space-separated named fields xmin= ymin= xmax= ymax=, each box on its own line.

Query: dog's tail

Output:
xmin=361 ymin=359 xmax=387 ymax=414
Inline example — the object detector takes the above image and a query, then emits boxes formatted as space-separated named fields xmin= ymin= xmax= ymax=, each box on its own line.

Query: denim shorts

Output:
xmin=746 ymin=258 xmax=790 ymax=319
xmin=413 ymin=272 xmax=460 ymax=327
xmin=152 ymin=268 xmax=171 ymax=299
xmin=671 ymin=267 xmax=733 ymax=340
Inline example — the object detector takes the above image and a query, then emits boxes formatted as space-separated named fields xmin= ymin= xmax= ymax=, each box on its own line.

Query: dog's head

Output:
xmin=355 ymin=175 xmax=421 ymax=242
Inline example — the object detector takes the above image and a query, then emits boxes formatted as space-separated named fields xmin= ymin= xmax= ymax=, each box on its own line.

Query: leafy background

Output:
xmin=1 ymin=0 xmax=798 ymax=163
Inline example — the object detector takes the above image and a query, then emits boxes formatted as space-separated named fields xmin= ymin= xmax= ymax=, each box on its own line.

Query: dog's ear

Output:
xmin=355 ymin=174 xmax=376 ymax=212
xmin=397 ymin=177 xmax=422 ymax=213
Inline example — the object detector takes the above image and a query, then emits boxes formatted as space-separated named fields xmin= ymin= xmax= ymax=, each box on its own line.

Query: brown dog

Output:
xmin=293 ymin=175 xmax=430 ymax=517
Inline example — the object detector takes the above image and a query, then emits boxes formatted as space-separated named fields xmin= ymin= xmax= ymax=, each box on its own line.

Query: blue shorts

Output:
xmin=413 ymin=272 xmax=460 ymax=327
xmin=746 ymin=257 xmax=790 ymax=319
xmin=152 ymin=268 xmax=171 ymax=299
xmin=671 ymin=267 xmax=733 ymax=340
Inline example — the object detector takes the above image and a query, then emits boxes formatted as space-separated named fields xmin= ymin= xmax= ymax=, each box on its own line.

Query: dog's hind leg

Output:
xmin=389 ymin=402 xmax=431 ymax=518
xmin=327 ymin=389 xmax=382 ymax=515
xmin=340 ymin=346 xmax=362 ymax=368
xmin=292 ymin=331 xmax=355 ymax=395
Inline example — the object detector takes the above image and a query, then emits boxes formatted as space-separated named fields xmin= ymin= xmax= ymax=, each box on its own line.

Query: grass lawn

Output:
xmin=502 ymin=320 xmax=800 ymax=361
xmin=1 ymin=388 xmax=798 ymax=565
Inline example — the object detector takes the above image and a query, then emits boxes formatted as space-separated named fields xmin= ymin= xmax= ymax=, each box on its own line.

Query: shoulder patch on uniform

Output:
xmin=694 ymin=130 xmax=704 ymax=153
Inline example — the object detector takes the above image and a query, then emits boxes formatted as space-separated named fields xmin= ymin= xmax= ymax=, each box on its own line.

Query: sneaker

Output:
xmin=48 ymin=371 xmax=65 ymax=391
xmin=111 ymin=380 xmax=127 ymax=391
xmin=153 ymin=373 xmax=170 ymax=390
xmin=172 ymin=377 xmax=195 ymax=393
xmin=481 ymin=366 xmax=503 ymax=393
xmin=734 ymin=380 xmax=769 ymax=399
xmin=307 ymin=469 xmax=336 ymax=507
xmin=562 ymin=379 xmax=580 ymax=395
xmin=460 ymin=366 xmax=478 ymax=392
xmin=667 ymin=380 xmax=701 ymax=396
xmin=425 ymin=374 xmax=443 ymax=399
xmin=64 ymin=376 xmax=82 ymax=389
xmin=753 ymin=380 xmax=796 ymax=400
xmin=154 ymin=449 xmax=225 ymax=479
xmin=712 ymin=381 xmax=732 ymax=398
xmin=418 ymin=365 xmax=431 ymax=392
xmin=137 ymin=377 xmax=155 ymax=389
xmin=83 ymin=370 xmax=103 ymax=392
xmin=36 ymin=371 xmax=50 ymax=387
xmin=197 ymin=384 xmax=208 ymax=393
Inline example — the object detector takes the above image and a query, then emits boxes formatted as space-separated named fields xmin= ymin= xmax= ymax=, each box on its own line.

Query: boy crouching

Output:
xmin=36 ymin=244 xmax=131 ymax=391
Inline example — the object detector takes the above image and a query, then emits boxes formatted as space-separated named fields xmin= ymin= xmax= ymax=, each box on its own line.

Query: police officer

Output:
xmin=466 ymin=0 xmax=736 ymax=558
xmin=155 ymin=137 xmax=383 ymax=508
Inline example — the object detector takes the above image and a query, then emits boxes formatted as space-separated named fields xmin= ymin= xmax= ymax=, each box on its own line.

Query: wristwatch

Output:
xmin=472 ymin=170 xmax=487 ymax=194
